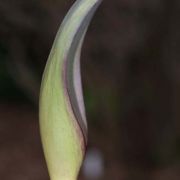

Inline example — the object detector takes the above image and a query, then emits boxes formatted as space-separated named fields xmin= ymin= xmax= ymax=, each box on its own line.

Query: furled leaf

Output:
xmin=39 ymin=0 xmax=101 ymax=179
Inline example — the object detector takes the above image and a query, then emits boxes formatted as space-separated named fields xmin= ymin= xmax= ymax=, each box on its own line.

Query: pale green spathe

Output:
xmin=39 ymin=0 xmax=101 ymax=179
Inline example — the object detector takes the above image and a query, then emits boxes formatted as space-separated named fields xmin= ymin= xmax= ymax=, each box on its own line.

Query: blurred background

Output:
xmin=0 ymin=0 xmax=180 ymax=179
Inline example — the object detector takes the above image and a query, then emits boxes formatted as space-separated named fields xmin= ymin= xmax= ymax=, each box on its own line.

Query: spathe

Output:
xmin=39 ymin=0 xmax=102 ymax=179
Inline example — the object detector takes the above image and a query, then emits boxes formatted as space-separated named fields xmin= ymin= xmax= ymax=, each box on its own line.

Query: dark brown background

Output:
xmin=0 ymin=0 xmax=180 ymax=179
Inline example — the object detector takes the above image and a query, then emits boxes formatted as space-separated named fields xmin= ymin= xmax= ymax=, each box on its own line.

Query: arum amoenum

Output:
xmin=39 ymin=0 xmax=101 ymax=179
